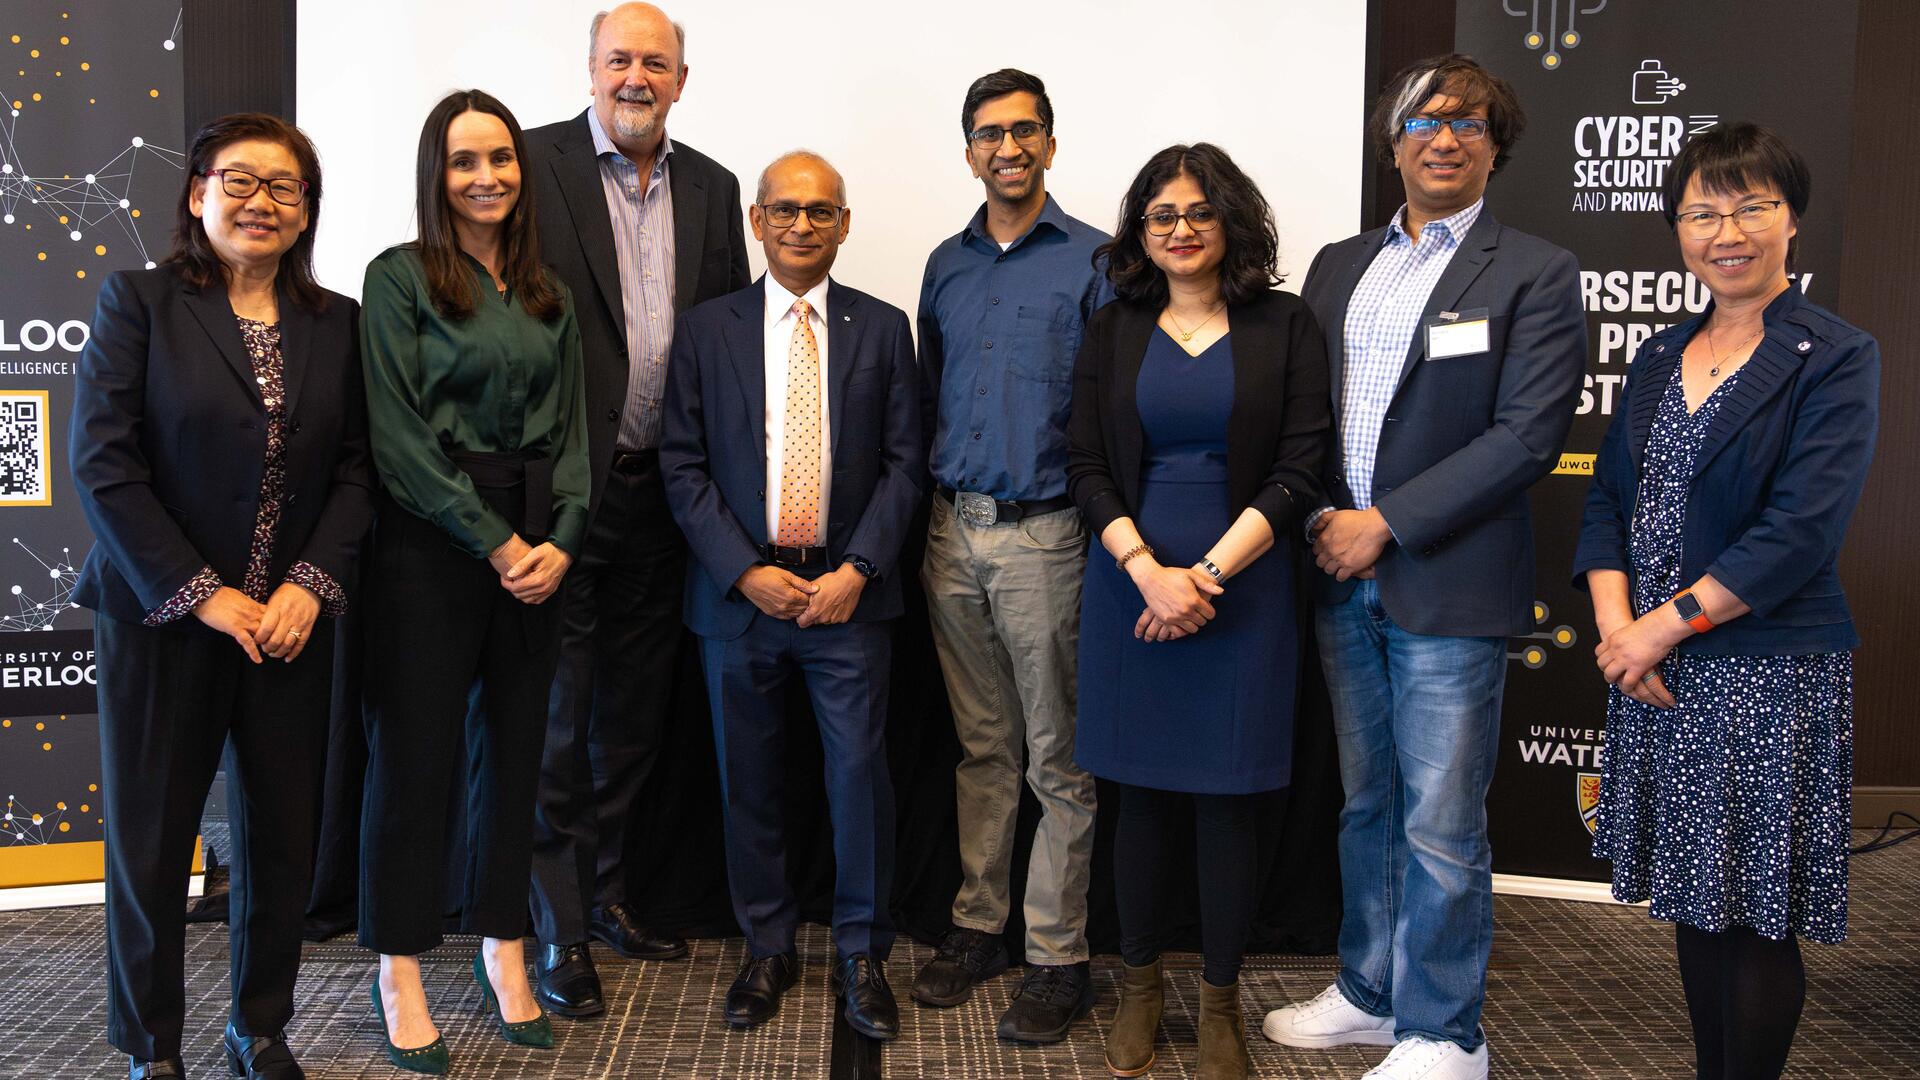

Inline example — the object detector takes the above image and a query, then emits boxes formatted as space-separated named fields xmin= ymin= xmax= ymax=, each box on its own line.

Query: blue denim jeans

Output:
xmin=1317 ymin=579 xmax=1507 ymax=1051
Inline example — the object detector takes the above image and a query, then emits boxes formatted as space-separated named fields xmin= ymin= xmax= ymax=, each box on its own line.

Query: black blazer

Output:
xmin=1066 ymin=289 xmax=1330 ymax=540
xmin=522 ymin=112 xmax=751 ymax=515
xmin=70 ymin=266 xmax=376 ymax=626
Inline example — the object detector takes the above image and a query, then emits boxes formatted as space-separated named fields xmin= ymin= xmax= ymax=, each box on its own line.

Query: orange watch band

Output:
xmin=1673 ymin=590 xmax=1714 ymax=633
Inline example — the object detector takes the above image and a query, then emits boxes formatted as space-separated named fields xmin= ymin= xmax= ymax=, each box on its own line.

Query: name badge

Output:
xmin=1425 ymin=307 xmax=1490 ymax=360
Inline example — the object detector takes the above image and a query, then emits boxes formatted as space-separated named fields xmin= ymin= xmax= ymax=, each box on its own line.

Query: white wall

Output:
xmin=298 ymin=1 xmax=1365 ymax=319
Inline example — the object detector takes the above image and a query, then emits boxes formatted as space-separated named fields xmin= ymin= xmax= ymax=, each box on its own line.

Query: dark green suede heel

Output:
xmin=472 ymin=950 xmax=554 ymax=1048
xmin=370 ymin=981 xmax=450 ymax=1075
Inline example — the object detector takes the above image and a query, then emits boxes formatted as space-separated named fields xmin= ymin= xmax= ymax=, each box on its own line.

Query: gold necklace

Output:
xmin=1164 ymin=302 xmax=1225 ymax=343
xmin=1704 ymin=322 xmax=1762 ymax=378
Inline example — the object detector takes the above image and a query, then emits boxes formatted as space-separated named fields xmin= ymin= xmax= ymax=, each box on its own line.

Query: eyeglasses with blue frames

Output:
xmin=202 ymin=168 xmax=309 ymax=206
xmin=1400 ymin=117 xmax=1490 ymax=142
xmin=757 ymin=203 xmax=845 ymax=229
xmin=1673 ymin=199 xmax=1786 ymax=241
xmin=967 ymin=121 xmax=1048 ymax=149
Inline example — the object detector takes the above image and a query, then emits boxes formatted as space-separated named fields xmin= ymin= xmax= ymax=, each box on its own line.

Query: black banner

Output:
xmin=1454 ymin=0 xmax=1858 ymax=881
xmin=0 ymin=5 xmax=181 ymax=876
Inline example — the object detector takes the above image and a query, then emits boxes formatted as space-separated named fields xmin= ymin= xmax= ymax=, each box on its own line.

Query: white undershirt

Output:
xmin=762 ymin=274 xmax=833 ymax=543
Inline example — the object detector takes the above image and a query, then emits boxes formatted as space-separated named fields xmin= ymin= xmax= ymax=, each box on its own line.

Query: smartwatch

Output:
xmin=845 ymin=554 xmax=879 ymax=579
xmin=1672 ymin=590 xmax=1714 ymax=633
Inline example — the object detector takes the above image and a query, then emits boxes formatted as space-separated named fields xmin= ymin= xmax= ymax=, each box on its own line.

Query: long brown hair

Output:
xmin=167 ymin=112 xmax=329 ymax=313
xmin=413 ymin=89 xmax=563 ymax=321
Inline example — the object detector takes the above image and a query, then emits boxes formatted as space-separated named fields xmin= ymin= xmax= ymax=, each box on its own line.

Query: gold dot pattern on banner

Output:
xmin=41 ymin=741 xmax=51 ymax=750
xmin=94 ymin=244 xmax=105 ymax=255
xmin=1 ymin=719 xmax=9 ymax=727
xmin=775 ymin=300 xmax=824 ymax=547
xmin=148 ymin=88 xmax=157 ymax=98
xmin=28 ymin=49 xmax=37 ymax=58
xmin=58 ymin=822 xmax=68 ymax=832
xmin=88 ymin=784 xmax=97 ymax=792
xmin=74 ymin=269 xmax=83 ymax=279
xmin=34 ymin=721 xmax=43 ymax=730
xmin=80 ymin=62 xmax=88 ymax=70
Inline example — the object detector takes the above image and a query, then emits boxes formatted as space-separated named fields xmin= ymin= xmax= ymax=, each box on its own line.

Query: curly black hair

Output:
xmin=1096 ymin=142 xmax=1279 ymax=308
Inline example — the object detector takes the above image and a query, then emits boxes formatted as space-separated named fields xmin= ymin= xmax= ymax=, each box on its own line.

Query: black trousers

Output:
xmin=358 ymin=496 xmax=561 ymax=955
xmin=1113 ymin=781 xmax=1269 ymax=986
xmin=96 ymin=610 xmax=332 ymax=1061
xmin=528 ymin=453 xmax=686 ymax=946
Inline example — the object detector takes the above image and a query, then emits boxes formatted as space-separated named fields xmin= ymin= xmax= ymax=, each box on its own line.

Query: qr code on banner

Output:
xmin=0 ymin=390 xmax=52 ymax=506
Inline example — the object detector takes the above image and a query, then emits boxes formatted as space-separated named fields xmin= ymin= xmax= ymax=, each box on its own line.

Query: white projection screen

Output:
xmin=296 ymin=1 xmax=1366 ymax=316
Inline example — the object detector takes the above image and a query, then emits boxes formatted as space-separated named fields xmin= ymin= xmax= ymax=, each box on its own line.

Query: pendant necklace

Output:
xmin=1166 ymin=302 xmax=1225 ymax=343
xmin=1705 ymin=322 xmax=1762 ymax=378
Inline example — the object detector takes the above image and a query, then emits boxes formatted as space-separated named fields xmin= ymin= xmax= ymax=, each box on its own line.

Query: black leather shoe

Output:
xmin=536 ymin=942 xmax=607 ymax=1018
xmin=832 ymin=953 xmax=900 ymax=1041
xmin=724 ymin=952 xmax=799 ymax=1028
xmin=221 ymin=1024 xmax=304 ymax=1079
xmin=911 ymin=926 xmax=1011 ymax=1007
xmin=996 ymin=961 xmax=1094 ymax=1044
xmin=589 ymin=902 xmax=688 ymax=960
xmin=128 ymin=1058 xmax=185 ymax=1080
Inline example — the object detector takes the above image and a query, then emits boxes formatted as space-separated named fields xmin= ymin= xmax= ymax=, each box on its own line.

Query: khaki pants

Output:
xmin=922 ymin=494 xmax=1097 ymax=964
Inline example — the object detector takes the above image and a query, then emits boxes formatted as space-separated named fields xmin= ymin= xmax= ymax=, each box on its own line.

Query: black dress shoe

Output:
xmin=724 ymin=952 xmax=799 ymax=1028
xmin=221 ymin=1024 xmax=304 ymax=1079
xmin=588 ymin=902 xmax=689 ymax=960
xmin=128 ymin=1058 xmax=185 ymax=1080
xmin=832 ymin=953 xmax=900 ymax=1041
xmin=911 ymin=926 xmax=1011 ymax=1007
xmin=536 ymin=942 xmax=607 ymax=1018
xmin=996 ymin=961 xmax=1094 ymax=1044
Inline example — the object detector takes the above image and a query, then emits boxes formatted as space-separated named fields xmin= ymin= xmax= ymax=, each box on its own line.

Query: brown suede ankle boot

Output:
xmin=1196 ymin=977 xmax=1249 ymax=1080
xmin=1104 ymin=958 xmax=1163 ymax=1076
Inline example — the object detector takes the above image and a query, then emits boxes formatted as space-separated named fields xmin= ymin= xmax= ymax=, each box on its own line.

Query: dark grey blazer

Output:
xmin=522 ymin=112 xmax=750 ymax=515
xmin=1300 ymin=209 xmax=1587 ymax=637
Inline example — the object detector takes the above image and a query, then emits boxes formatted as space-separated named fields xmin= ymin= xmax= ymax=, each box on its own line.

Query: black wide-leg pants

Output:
xmin=357 ymin=494 xmax=560 ymax=956
xmin=96 ymin=609 xmax=333 ymax=1061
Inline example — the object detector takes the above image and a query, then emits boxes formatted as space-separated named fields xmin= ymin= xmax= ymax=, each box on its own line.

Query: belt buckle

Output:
xmin=955 ymin=490 xmax=999 ymax=527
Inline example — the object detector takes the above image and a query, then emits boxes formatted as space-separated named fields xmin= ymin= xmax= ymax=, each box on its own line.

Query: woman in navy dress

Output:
xmin=1574 ymin=123 xmax=1878 ymax=1080
xmin=1067 ymin=143 xmax=1329 ymax=1079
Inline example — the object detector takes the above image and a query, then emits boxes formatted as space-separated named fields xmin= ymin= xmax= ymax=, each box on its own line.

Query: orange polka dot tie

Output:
xmin=776 ymin=299 xmax=822 ymax=547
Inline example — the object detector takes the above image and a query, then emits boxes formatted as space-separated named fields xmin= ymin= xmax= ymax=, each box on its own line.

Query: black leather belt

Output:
xmin=758 ymin=543 xmax=830 ymax=569
xmin=611 ymin=448 xmax=658 ymax=474
xmin=938 ymin=486 xmax=1074 ymax=525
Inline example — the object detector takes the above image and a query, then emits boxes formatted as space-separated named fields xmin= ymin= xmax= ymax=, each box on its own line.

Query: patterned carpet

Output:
xmin=1 ymin=832 xmax=1915 ymax=1078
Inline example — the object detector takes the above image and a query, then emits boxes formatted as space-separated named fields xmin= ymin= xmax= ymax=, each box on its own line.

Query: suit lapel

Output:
xmin=182 ymin=286 xmax=260 ymax=410
xmin=549 ymin=114 xmax=626 ymax=331
xmin=1396 ymin=214 xmax=1498 ymax=391
xmin=724 ymin=286 xmax=767 ymax=475
xmin=277 ymin=283 xmax=313 ymax=418
xmin=1324 ymin=230 xmax=1390 ymax=407
xmin=670 ymin=150 xmax=707 ymax=314
xmin=825 ymin=280 xmax=856 ymax=462
xmin=1692 ymin=331 xmax=1805 ymax=477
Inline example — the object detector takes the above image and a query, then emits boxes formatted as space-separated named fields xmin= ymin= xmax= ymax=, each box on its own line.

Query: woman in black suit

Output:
xmin=1067 ymin=143 xmax=1329 ymax=1079
xmin=70 ymin=113 xmax=374 ymax=1080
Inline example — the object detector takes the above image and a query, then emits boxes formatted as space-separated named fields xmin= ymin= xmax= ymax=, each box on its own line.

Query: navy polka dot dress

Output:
xmin=1593 ymin=362 xmax=1852 ymax=944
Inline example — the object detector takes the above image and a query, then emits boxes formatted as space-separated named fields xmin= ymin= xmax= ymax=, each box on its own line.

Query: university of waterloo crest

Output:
xmin=1577 ymin=773 xmax=1603 ymax=835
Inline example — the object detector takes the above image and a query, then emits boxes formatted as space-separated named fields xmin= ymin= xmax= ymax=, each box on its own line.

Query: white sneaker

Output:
xmin=1261 ymin=983 xmax=1397 ymax=1048
xmin=1360 ymin=1035 xmax=1489 ymax=1079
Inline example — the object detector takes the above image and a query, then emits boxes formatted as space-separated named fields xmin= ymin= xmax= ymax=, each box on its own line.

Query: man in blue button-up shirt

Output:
xmin=910 ymin=68 xmax=1113 ymax=1044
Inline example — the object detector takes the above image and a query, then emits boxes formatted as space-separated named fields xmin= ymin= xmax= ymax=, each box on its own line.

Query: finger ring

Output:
xmin=1640 ymin=672 xmax=1654 ymax=683
xmin=289 ymin=629 xmax=301 ymax=640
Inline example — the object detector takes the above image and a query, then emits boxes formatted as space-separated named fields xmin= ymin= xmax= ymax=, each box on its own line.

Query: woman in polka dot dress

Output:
xmin=1573 ymin=123 xmax=1879 ymax=1080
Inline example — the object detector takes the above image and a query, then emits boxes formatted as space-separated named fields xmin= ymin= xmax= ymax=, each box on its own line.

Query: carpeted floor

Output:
xmin=2 ymin=831 xmax=1915 ymax=1078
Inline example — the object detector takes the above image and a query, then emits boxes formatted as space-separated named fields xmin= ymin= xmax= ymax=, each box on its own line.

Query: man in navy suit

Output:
xmin=660 ymin=151 xmax=924 ymax=1041
xmin=1260 ymin=56 xmax=1585 ymax=1080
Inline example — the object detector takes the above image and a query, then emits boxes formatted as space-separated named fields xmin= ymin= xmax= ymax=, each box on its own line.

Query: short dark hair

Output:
xmin=1369 ymin=54 xmax=1526 ymax=174
xmin=960 ymin=68 xmax=1053 ymax=139
xmin=1096 ymin=143 xmax=1280 ymax=308
xmin=167 ymin=113 xmax=329 ymax=313
xmin=1662 ymin=120 xmax=1811 ymax=268
xmin=411 ymin=89 xmax=563 ymax=322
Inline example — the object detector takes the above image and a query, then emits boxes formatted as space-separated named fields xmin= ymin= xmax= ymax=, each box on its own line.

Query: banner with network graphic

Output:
xmin=0 ymin=4 xmax=182 ymax=882
xmin=1456 ymin=0 xmax=1857 ymax=882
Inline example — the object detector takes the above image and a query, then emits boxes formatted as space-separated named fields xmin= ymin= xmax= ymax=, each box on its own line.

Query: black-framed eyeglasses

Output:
xmin=967 ymin=121 xmax=1047 ymax=149
xmin=1400 ymin=117 xmax=1490 ymax=142
xmin=758 ymin=203 xmax=844 ymax=229
xmin=203 ymin=168 xmax=309 ymax=206
xmin=1673 ymin=199 xmax=1786 ymax=240
xmin=1142 ymin=206 xmax=1220 ymax=236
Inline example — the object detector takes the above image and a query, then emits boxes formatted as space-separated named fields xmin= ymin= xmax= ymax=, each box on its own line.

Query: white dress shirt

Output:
xmin=762 ymin=274 xmax=833 ymax=543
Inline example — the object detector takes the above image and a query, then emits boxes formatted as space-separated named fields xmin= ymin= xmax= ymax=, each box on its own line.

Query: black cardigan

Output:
xmin=1066 ymin=289 xmax=1331 ymax=540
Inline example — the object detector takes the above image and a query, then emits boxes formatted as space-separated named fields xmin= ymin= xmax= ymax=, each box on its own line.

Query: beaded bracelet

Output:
xmin=1115 ymin=543 xmax=1154 ymax=571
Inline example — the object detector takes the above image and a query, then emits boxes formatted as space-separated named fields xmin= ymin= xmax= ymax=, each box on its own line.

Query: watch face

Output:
xmin=1674 ymin=593 xmax=1702 ymax=620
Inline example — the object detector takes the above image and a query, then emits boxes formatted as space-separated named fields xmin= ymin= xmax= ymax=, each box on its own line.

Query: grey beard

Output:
xmin=611 ymin=102 xmax=658 ymax=142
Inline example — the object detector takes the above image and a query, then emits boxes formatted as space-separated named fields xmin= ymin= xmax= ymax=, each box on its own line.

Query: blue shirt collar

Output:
xmin=964 ymin=192 xmax=1070 ymax=251
xmin=1388 ymin=197 xmax=1484 ymax=247
xmin=587 ymin=107 xmax=673 ymax=177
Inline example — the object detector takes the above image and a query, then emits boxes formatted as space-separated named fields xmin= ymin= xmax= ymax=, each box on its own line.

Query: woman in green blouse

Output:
xmin=357 ymin=89 xmax=587 ymax=1074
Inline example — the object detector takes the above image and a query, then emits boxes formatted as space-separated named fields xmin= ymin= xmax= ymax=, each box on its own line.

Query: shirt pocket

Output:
xmin=1010 ymin=302 xmax=1083 ymax=383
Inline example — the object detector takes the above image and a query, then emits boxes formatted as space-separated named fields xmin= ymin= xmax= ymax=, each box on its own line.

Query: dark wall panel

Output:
xmin=181 ymin=0 xmax=296 ymax=141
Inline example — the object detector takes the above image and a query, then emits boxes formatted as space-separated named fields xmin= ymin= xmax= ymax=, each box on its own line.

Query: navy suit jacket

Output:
xmin=1301 ymin=208 xmax=1587 ymax=637
xmin=70 ymin=266 xmax=375 ymax=627
xmin=1571 ymin=286 xmax=1878 ymax=656
xmin=660 ymin=278 xmax=925 ymax=641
